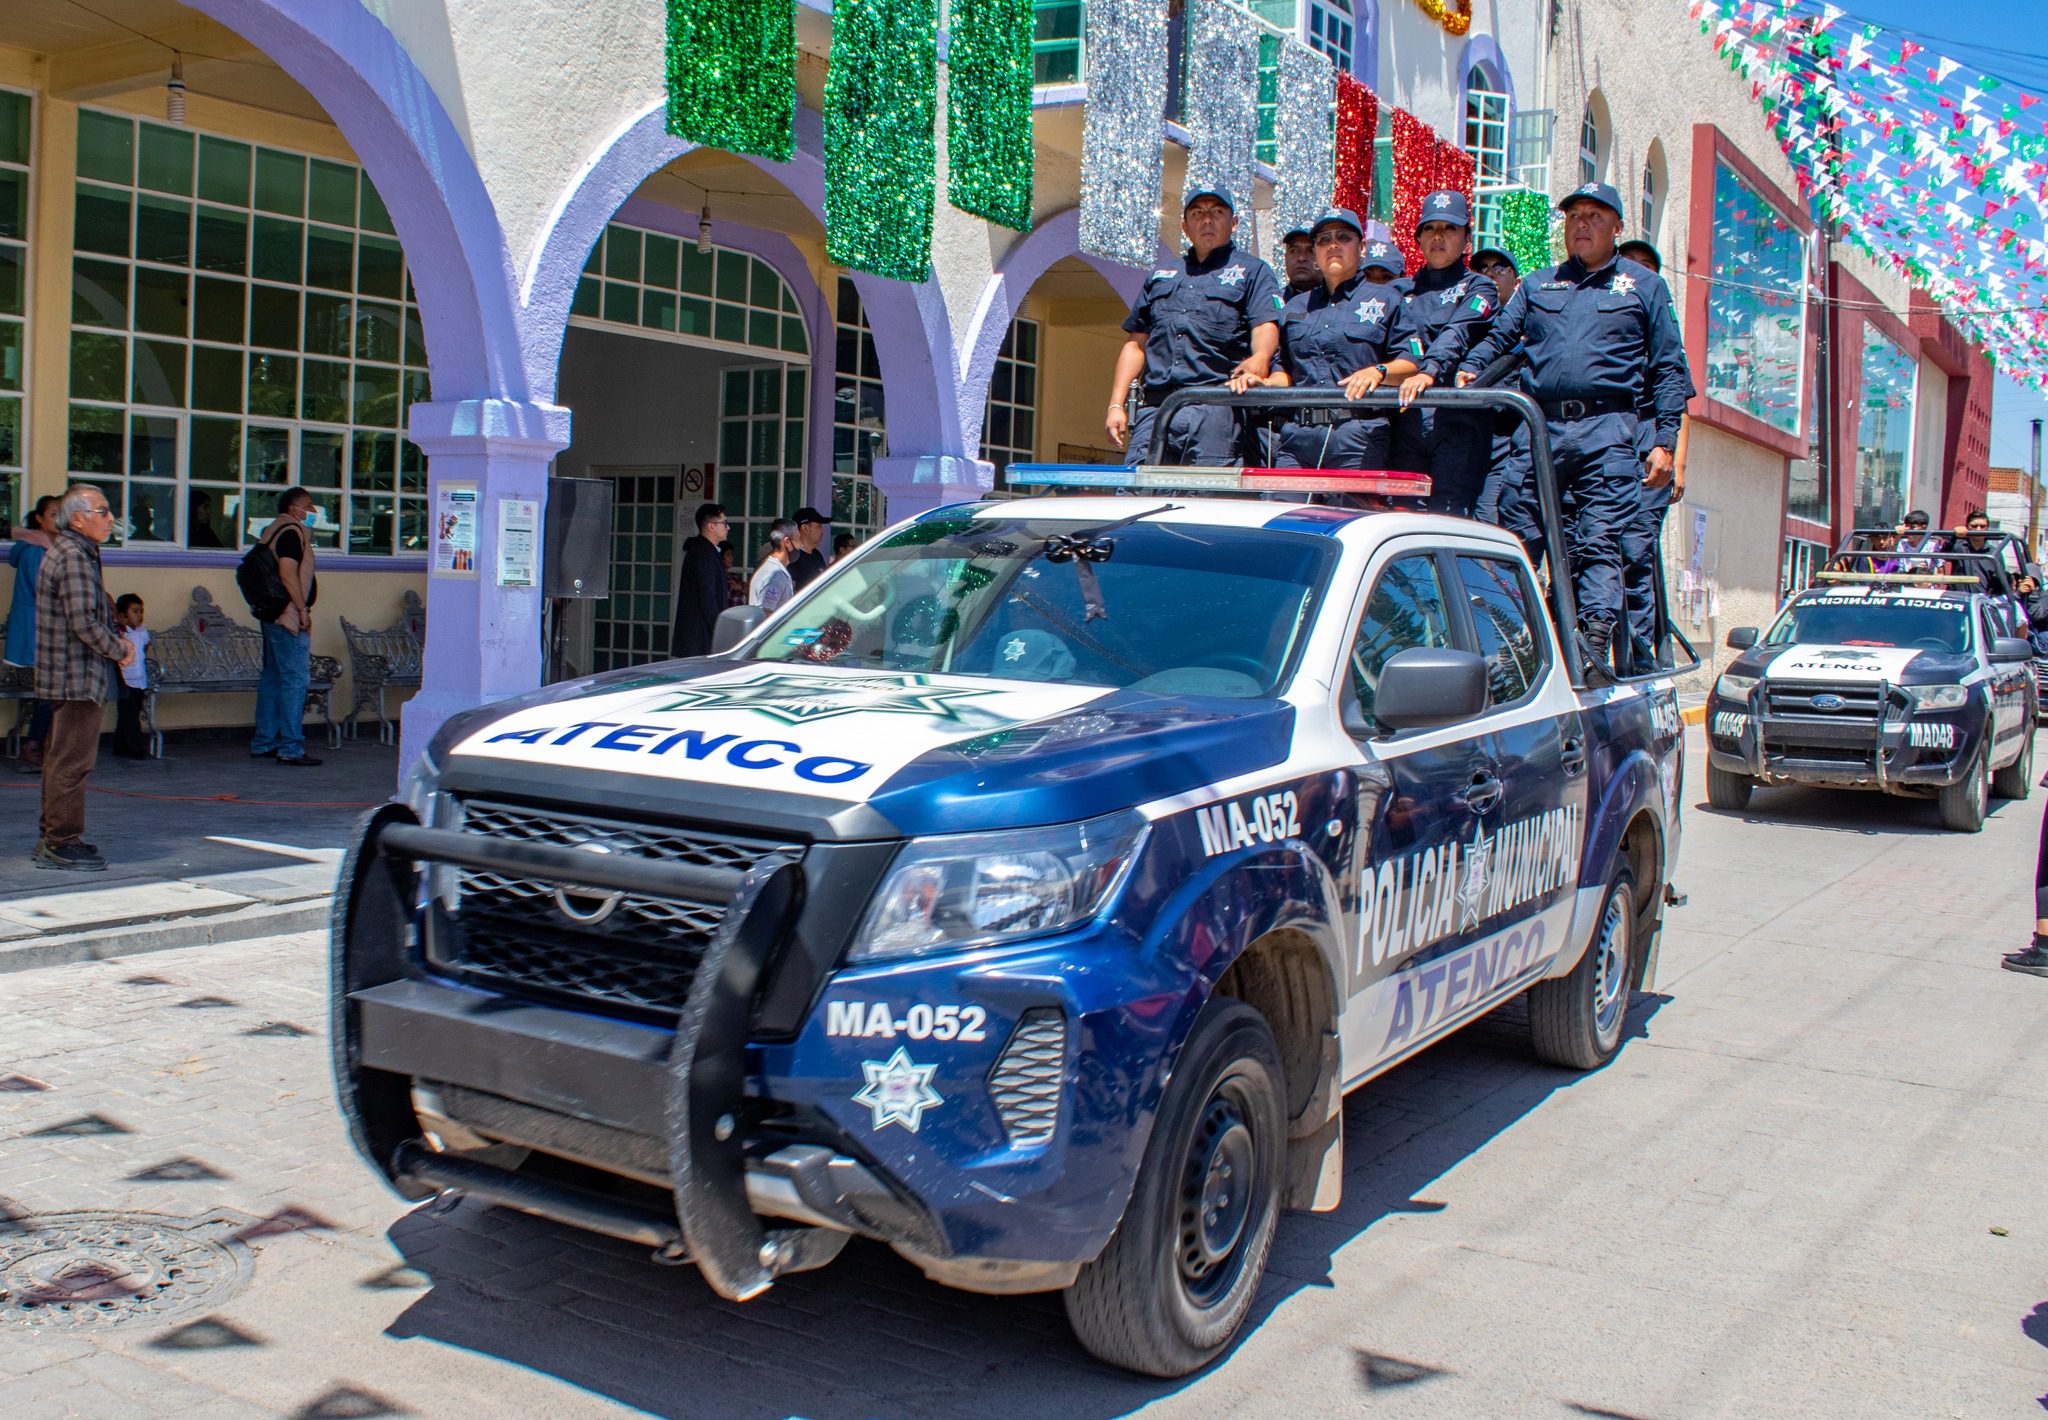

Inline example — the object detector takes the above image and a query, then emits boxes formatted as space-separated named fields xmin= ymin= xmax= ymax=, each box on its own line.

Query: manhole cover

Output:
xmin=0 ymin=1210 xmax=253 ymax=1329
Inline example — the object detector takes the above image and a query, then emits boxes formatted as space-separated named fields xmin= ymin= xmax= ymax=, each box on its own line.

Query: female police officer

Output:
xmin=1264 ymin=207 xmax=1425 ymax=469
xmin=1105 ymin=186 xmax=1284 ymax=466
xmin=1389 ymin=191 xmax=1501 ymax=517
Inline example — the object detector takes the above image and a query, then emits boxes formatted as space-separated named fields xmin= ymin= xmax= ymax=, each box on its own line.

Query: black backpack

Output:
xmin=235 ymin=523 xmax=292 ymax=623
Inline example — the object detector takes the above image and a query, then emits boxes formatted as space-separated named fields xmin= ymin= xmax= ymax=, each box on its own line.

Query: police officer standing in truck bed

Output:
xmin=1265 ymin=207 xmax=1426 ymax=470
xmin=1106 ymin=186 xmax=1284 ymax=466
xmin=1460 ymin=181 xmax=1693 ymax=673
xmin=1389 ymin=190 xmax=1500 ymax=518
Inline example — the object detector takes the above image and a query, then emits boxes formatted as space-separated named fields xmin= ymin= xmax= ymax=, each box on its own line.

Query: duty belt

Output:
xmin=1539 ymin=395 xmax=1636 ymax=420
xmin=1292 ymin=408 xmax=1384 ymax=427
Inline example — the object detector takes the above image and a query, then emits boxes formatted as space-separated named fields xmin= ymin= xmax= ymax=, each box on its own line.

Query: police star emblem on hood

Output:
xmin=643 ymin=670 xmax=995 ymax=724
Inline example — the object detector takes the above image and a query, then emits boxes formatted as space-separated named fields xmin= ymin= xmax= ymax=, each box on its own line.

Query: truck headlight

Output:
xmin=1714 ymin=672 xmax=1759 ymax=700
xmin=1908 ymin=684 xmax=1968 ymax=710
xmin=851 ymin=810 xmax=1150 ymax=962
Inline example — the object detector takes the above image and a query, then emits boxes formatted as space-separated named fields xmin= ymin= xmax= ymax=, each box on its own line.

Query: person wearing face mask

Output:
xmin=1459 ymin=182 xmax=1695 ymax=678
xmin=1105 ymin=186 xmax=1285 ymax=467
xmin=1263 ymin=207 xmax=1425 ymax=472
xmin=1387 ymin=191 xmax=1503 ymax=519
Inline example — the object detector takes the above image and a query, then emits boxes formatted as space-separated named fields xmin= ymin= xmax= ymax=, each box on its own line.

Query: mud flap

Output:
xmin=664 ymin=858 xmax=814 ymax=1301
xmin=330 ymin=803 xmax=438 ymax=1201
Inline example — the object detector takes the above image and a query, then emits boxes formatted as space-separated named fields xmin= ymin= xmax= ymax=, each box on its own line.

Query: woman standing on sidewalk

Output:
xmin=5 ymin=495 xmax=59 ymax=773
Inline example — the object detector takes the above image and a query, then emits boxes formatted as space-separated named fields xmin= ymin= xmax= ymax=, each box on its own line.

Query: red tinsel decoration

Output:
xmin=1334 ymin=72 xmax=1378 ymax=216
xmin=1390 ymin=108 xmax=1437 ymax=272
xmin=1435 ymin=137 xmax=1475 ymax=221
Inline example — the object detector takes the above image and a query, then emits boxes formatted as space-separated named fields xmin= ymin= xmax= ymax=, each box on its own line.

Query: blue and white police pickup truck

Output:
xmin=333 ymin=404 xmax=1687 ymax=1377
xmin=1705 ymin=542 xmax=2036 ymax=833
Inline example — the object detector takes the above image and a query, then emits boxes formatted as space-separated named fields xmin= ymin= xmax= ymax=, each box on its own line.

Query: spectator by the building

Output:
xmin=788 ymin=507 xmax=830 ymax=590
xmin=751 ymin=519 xmax=799 ymax=613
xmin=668 ymin=502 xmax=730 ymax=658
xmin=32 ymin=483 xmax=132 ymax=871
xmin=252 ymin=487 xmax=322 ymax=767
xmin=5 ymin=493 xmax=59 ymax=774
xmin=833 ymin=531 xmax=856 ymax=562
xmin=112 ymin=593 xmax=150 ymax=760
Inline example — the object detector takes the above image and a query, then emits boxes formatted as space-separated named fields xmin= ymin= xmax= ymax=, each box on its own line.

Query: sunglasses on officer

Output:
xmin=1311 ymin=228 xmax=1360 ymax=248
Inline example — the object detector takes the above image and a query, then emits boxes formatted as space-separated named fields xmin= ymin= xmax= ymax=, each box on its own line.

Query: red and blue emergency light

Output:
xmin=1006 ymin=464 xmax=1435 ymax=499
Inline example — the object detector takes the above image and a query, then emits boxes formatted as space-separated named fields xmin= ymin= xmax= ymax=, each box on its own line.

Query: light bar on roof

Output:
xmin=1007 ymin=463 xmax=1434 ymax=498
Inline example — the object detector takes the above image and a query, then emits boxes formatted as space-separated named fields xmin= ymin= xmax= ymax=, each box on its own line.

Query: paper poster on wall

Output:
xmin=434 ymin=482 xmax=479 ymax=578
xmin=497 ymin=497 xmax=538 ymax=587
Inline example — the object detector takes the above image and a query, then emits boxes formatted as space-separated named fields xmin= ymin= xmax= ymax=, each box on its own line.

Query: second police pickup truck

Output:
xmin=332 ymin=388 xmax=1691 ymax=1377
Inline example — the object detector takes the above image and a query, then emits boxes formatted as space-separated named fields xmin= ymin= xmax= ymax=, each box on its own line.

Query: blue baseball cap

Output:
xmin=1308 ymin=206 xmax=1363 ymax=239
xmin=1417 ymin=189 xmax=1471 ymax=232
xmin=1282 ymin=217 xmax=1316 ymax=241
xmin=1183 ymin=184 xmax=1236 ymax=214
xmin=1471 ymin=246 xmax=1517 ymax=272
xmin=1361 ymin=237 xmax=1405 ymax=278
xmin=1559 ymin=181 xmax=1625 ymax=219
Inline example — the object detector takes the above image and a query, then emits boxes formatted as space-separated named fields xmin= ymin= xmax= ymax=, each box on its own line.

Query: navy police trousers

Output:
xmin=1548 ymin=410 xmax=1638 ymax=629
xmin=1127 ymin=401 xmax=1238 ymax=466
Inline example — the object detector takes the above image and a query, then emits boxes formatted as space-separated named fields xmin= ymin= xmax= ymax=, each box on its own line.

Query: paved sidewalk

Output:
xmin=0 ymin=739 xmax=392 ymax=973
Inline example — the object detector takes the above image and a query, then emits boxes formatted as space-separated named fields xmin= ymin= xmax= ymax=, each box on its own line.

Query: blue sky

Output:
xmin=1796 ymin=3 xmax=2048 ymax=471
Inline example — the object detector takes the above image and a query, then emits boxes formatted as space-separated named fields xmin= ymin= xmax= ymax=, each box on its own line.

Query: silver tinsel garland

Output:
xmin=1077 ymin=0 xmax=1169 ymax=269
xmin=1181 ymin=0 xmax=1260 ymax=249
xmin=1271 ymin=38 xmax=1335 ymax=266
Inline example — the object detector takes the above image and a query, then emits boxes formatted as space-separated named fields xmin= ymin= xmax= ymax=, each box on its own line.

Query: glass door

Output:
xmin=588 ymin=466 xmax=678 ymax=672
xmin=719 ymin=362 xmax=807 ymax=569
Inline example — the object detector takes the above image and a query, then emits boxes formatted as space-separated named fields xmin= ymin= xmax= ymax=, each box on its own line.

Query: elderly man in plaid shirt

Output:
xmin=33 ymin=483 xmax=133 ymax=871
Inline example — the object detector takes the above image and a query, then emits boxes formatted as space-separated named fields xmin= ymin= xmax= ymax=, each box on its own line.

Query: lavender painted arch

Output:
xmin=1456 ymin=32 xmax=1516 ymax=124
xmin=519 ymin=104 xmax=974 ymax=509
xmin=179 ymin=0 xmax=524 ymax=404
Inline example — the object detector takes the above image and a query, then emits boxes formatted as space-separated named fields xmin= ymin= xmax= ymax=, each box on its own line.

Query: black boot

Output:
xmin=2001 ymin=937 xmax=2048 ymax=977
xmin=1577 ymin=620 xmax=1616 ymax=685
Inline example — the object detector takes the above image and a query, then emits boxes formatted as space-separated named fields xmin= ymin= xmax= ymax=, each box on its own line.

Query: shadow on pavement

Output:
xmin=1691 ymin=782 xmax=2026 ymax=836
xmin=380 ymin=994 xmax=1667 ymax=1418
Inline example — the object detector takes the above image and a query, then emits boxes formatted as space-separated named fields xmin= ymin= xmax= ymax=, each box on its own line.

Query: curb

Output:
xmin=0 ymin=896 xmax=330 ymax=976
xmin=1681 ymin=704 xmax=1707 ymax=726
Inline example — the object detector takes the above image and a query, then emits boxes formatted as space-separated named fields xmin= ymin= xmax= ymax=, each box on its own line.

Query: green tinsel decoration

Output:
xmin=664 ymin=0 xmax=795 ymax=163
xmin=825 ymin=0 xmax=938 ymax=280
xmin=946 ymin=0 xmax=1034 ymax=230
xmin=1500 ymin=189 xmax=1553 ymax=278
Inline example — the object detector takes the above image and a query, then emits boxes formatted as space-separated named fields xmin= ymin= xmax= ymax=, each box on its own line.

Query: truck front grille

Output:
xmin=988 ymin=1010 xmax=1067 ymax=1147
xmin=429 ymin=798 xmax=802 ymax=1021
xmin=1763 ymin=679 xmax=1886 ymax=723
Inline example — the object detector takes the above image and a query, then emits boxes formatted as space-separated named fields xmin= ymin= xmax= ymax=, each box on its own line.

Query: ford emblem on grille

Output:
xmin=554 ymin=841 xmax=624 ymax=925
xmin=1809 ymin=693 xmax=1847 ymax=712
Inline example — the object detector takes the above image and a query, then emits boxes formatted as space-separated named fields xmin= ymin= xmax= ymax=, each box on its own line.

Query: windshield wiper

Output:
xmin=1042 ymin=502 xmax=1181 ymax=621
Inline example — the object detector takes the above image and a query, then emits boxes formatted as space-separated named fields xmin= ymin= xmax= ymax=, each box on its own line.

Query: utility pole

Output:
xmin=2031 ymin=418 xmax=2043 ymax=563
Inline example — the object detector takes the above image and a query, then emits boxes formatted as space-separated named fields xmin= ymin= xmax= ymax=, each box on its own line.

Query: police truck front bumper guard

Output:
xmin=1706 ymin=682 xmax=1972 ymax=789
xmin=332 ymin=808 xmax=947 ymax=1302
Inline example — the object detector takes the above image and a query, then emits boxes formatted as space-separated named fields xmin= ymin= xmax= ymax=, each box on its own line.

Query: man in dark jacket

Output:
xmin=669 ymin=502 xmax=730 ymax=658
xmin=33 ymin=483 xmax=132 ymax=871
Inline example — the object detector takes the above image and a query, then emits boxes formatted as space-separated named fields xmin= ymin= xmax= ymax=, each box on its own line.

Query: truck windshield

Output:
xmin=1765 ymin=596 xmax=1974 ymax=654
xmin=748 ymin=515 xmax=1336 ymax=698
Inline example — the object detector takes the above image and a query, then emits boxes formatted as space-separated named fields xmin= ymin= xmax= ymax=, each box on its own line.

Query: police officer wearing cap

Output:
xmin=1265 ymin=207 xmax=1425 ymax=470
xmin=1460 ymin=181 xmax=1693 ymax=673
xmin=1361 ymin=237 xmax=1405 ymax=286
xmin=1389 ymin=190 xmax=1501 ymax=518
xmin=1107 ymin=185 xmax=1285 ymax=466
xmin=1614 ymin=238 xmax=1690 ymax=671
xmin=1279 ymin=219 xmax=1320 ymax=297
xmin=1465 ymin=245 xmax=1546 ymax=567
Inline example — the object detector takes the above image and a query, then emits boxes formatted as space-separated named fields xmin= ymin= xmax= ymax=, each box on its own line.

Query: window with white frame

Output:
xmin=0 ymin=88 xmax=28 ymax=529
xmin=1465 ymin=70 xmax=1510 ymax=251
xmin=66 ymin=107 xmax=429 ymax=553
xmin=572 ymin=221 xmax=807 ymax=360
xmin=982 ymin=318 xmax=1040 ymax=492
xmin=1306 ymin=0 xmax=1354 ymax=70
xmin=833 ymin=277 xmax=887 ymax=537
xmin=1579 ymin=104 xmax=1601 ymax=185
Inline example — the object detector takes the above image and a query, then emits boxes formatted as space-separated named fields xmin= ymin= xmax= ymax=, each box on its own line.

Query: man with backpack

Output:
xmin=239 ymin=487 xmax=322 ymax=766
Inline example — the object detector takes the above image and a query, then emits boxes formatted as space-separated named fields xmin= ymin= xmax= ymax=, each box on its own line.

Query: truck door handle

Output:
xmin=1560 ymin=737 xmax=1587 ymax=776
xmin=1460 ymin=772 xmax=1502 ymax=815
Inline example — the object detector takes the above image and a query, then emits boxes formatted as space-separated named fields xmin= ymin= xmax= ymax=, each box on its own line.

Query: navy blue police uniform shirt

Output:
xmin=1123 ymin=242 xmax=1286 ymax=392
xmin=1278 ymin=273 xmax=1425 ymax=388
xmin=1400 ymin=263 xmax=1500 ymax=381
xmin=1460 ymin=254 xmax=1692 ymax=447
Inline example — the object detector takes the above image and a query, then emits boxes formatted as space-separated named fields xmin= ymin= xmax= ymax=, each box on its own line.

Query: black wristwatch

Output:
xmin=1374 ymin=363 xmax=1388 ymax=379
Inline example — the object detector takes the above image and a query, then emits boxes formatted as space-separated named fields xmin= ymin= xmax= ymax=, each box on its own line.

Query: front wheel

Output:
xmin=1937 ymin=744 xmax=1990 ymax=832
xmin=1528 ymin=868 xmax=1636 ymax=1070
xmin=1063 ymin=1000 xmax=1284 ymax=1378
xmin=1992 ymin=728 xmax=2033 ymax=802
xmin=1706 ymin=761 xmax=1753 ymax=811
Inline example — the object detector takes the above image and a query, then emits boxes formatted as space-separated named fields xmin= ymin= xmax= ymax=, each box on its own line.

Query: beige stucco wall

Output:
xmin=1911 ymin=360 xmax=1950 ymax=519
xmin=1671 ymin=423 xmax=1785 ymax=686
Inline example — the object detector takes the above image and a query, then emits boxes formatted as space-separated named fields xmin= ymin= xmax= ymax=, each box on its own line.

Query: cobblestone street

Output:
xmin=5 ymin=732 xmax=2048 ymax=1419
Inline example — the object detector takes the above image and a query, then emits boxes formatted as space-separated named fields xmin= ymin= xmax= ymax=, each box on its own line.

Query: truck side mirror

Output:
xmin=1991 ymin=636 xmax=2034 ymax=664
xmin=711 ymin=605 xmax=765 ymax=653
xmin=1725 ymin=626 xmax=1759 ymax=650
xmin=1372 ymin=647 xmax=1490 ymax=733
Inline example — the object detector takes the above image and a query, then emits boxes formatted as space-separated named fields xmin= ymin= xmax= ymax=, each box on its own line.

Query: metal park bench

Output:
xmin=339 ymin=590 xmax=424 ymax=745
xmin=142 ymin=586 xmax=340 ymax=758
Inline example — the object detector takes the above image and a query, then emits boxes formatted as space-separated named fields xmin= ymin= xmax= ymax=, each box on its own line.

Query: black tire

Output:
xmin=1529 ymin=868 xmax=1636 ymax=1071
xmin=1937 ymin=742 xmax=1990 ymax=832
xmin=1706 ymin=761 xmax=1753 ymax=811
xmin=1063 ymin=999 xmax=1284 ymax=1378
xmin=1993 ymin=728 xmax=2033 ymax=802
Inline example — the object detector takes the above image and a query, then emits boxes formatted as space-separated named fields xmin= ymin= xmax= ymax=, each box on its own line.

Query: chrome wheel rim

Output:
xmin=1592 ymin=891 xmax=1630 ymax=1040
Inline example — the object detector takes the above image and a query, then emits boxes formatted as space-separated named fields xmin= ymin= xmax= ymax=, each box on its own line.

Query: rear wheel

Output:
xmin=1993 ymin=728 xmax=2033 ymax=802
xmin=1529 ymin=869 xmax=1636 ymax=1071
xmin=1064 ymin=1000 xmax=1283 ymax=1378
xmin=1937 ymin=742 xmax=1990 ymax=832
xmin=1706 ymin=761 xmax=1753 ymax=811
